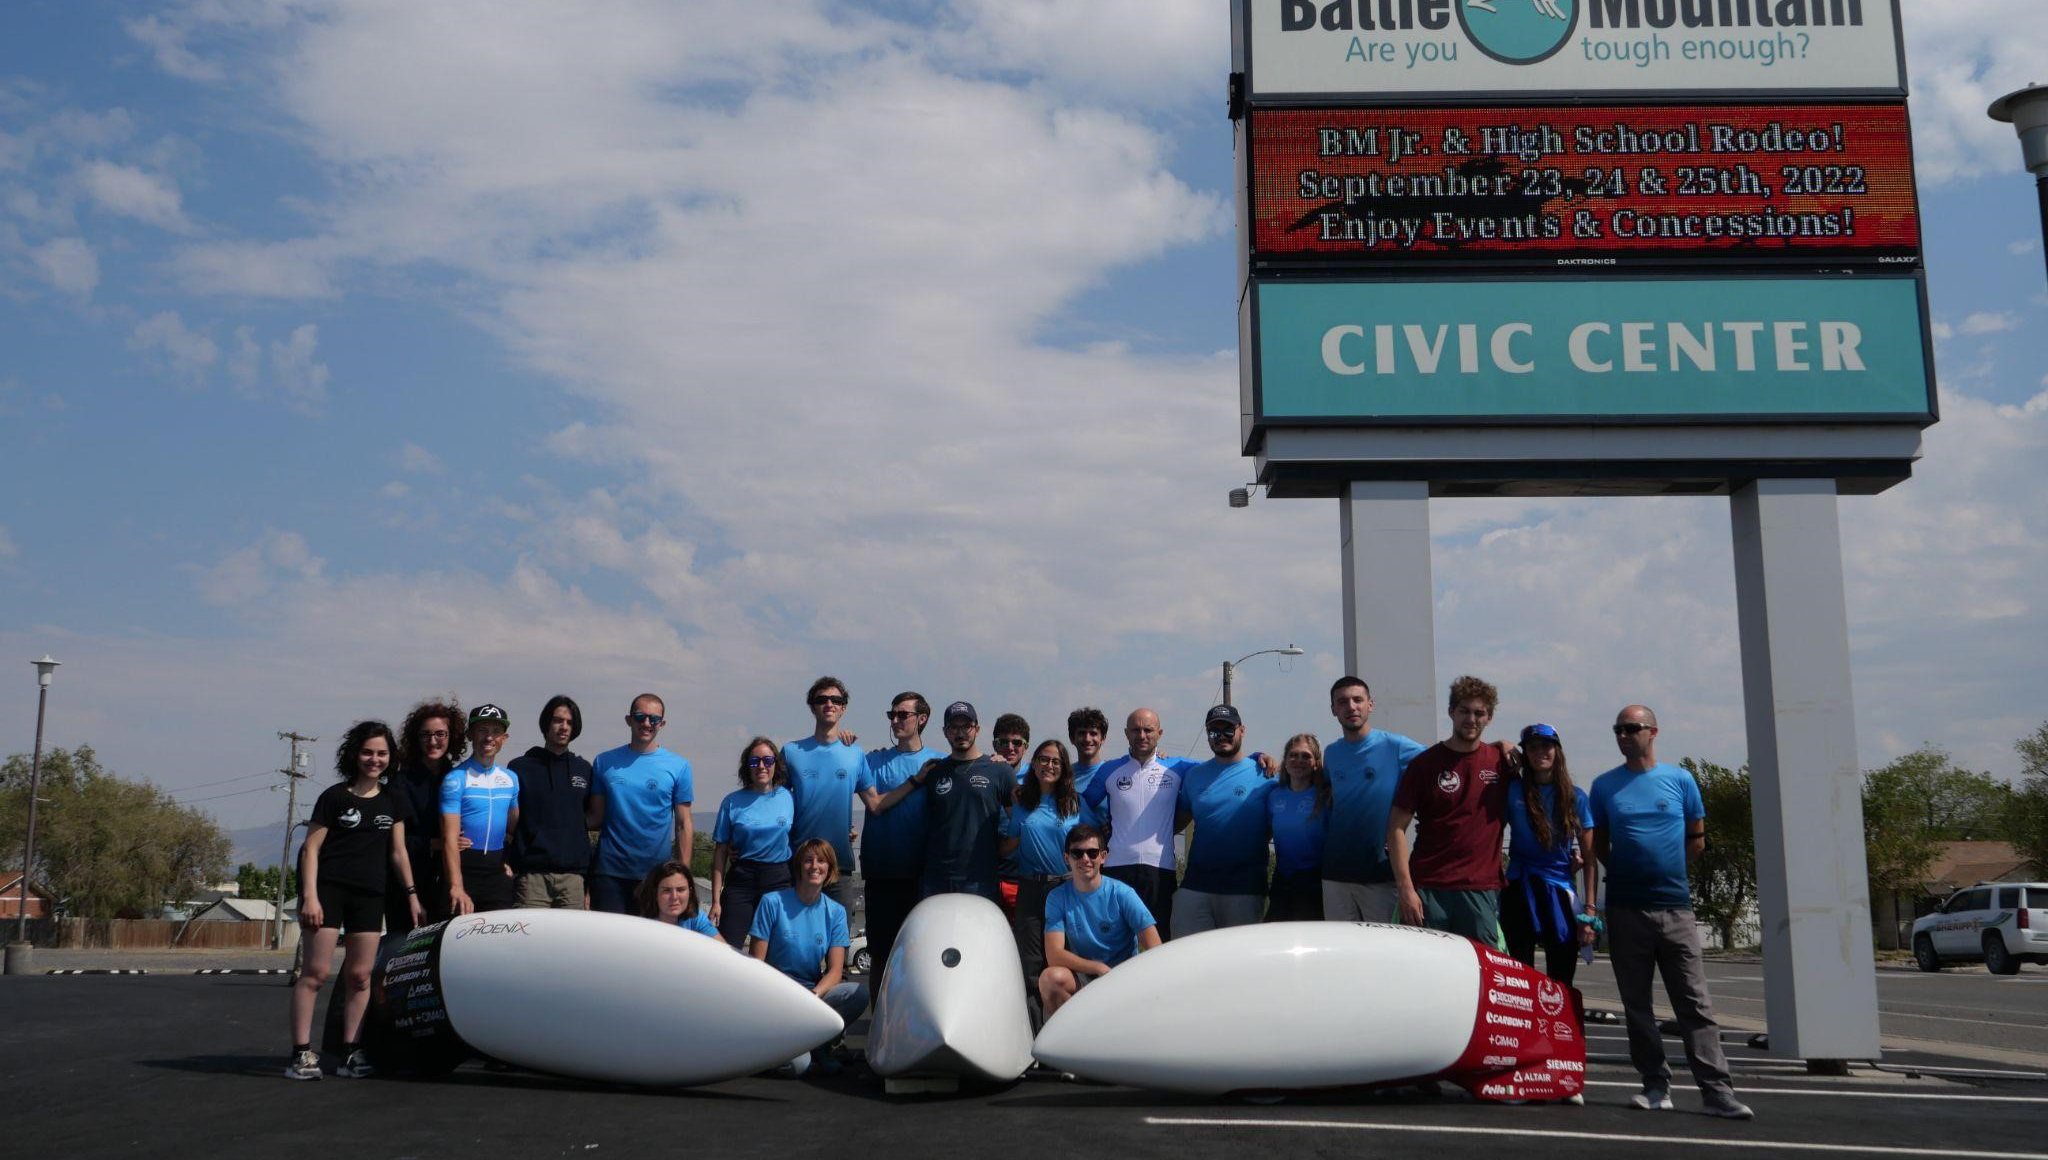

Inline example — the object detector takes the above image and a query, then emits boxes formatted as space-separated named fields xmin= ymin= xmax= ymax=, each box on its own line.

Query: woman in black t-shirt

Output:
xmin=286 ymin=720 xmax=424 ymax=1081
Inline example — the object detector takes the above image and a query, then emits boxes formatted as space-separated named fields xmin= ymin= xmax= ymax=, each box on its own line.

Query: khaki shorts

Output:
xmin=516 ymin=871 xmax=587 ymax=910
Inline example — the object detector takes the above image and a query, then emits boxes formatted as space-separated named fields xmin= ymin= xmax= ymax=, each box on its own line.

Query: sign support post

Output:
xmin=1339 ymin=481 xmax=1438 ymax=744
xmin=1731 ymin=479 xmax=1881 ymax=1063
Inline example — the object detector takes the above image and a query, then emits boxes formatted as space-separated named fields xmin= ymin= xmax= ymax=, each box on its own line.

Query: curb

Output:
xmin=44 ymin=969 xmax=149 ymax=975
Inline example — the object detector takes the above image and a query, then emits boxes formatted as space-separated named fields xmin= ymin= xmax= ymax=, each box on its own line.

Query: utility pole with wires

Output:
xmin=274 ymin=732 xmax=315 ymax=952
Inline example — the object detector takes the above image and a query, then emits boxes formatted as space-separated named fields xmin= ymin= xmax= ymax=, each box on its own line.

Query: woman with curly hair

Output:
xmin=386 ymin=696 xmax=465 ymax=933
xmin=287 ymin=720 xmax=423 ymax=1080
xmin=1000 ymin=739 xmax=1085 ymax=1002
xmin=710 ymin=737 xmax=795 ymax=947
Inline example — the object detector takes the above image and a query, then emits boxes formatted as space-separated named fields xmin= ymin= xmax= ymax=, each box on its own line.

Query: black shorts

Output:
xmin=315 ymin=881 xmax=386 ymax=934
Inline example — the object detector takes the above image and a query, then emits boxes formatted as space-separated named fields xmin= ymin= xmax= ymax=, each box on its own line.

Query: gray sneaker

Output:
xmin=336 ymin=1049 xmax=375 ymax=1079
xmin=283 ymin=1049 xmax=322 ymax=1081
xmin=1629 ymin=1082 xmax=1673 ymax=1110
xmin=1702 ymin=1093 xmax=1754 ymax=1120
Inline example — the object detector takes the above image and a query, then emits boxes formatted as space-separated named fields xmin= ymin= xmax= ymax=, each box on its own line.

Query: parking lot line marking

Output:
xmin=1142 ymin=1116 xmax=2048 ymax=1158
xmin=1880 ymin=1011 xmax=2048 ymax=1030
xmin=1580 ymin=1080 xmax=2048 ymax=1104
xmin=1868 ymin=1063 xmax=2048 ymax=1079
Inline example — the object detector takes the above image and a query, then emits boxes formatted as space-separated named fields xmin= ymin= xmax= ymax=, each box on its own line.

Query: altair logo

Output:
xmin=1460 ymin=0 xmax=1578 ymax=64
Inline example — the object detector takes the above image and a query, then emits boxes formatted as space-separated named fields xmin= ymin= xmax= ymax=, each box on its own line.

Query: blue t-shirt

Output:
xmin=1072 ymin=759 xmax=1106 ymax=800
xmin=1589 ymin=763 xmax=1705 ymax=910
xmin=439 ymin=760 xmax=520 ymax=854
xmin=1506 ymin=782 xmax=1593 ymax=887
xmin=1045 ymin=876 xmax=1155 ymax=967
xmin=1320 ymin=730 xmax=1426 ymax=884
xmin=782 ymin=738 xmax=862 ymax=869
xmin=748 ymin=887 xmax=849 ymax=987
xmin=1177 ymin=757 xmax=1275 ymax=895
xmin=714 ymin=786 xmax=795 ymax=865
xmin=1268 ymin=784 xmax=1326 ymax=876
xmin=591 ymin=746 xmax=694 ymax=879
xmin=675 ymin=911 xmax=720 ymax=938
xmin=857 ymin=745 xmax=944 ymax=879
xmin=1003 ymin=798 xmax=1085 ymax=878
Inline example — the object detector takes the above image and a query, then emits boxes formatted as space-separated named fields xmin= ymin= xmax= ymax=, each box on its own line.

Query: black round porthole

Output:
xmin=941 ymin=948 xmax=961 ymax=968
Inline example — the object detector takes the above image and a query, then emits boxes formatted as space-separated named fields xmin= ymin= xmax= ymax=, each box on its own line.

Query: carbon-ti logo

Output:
xmin=1458 ymin=0 xmax=1577 ymax=65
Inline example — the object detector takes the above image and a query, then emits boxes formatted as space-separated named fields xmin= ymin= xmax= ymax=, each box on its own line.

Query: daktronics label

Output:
xmin=1248 ymin=104 xmax=1916 ymax=265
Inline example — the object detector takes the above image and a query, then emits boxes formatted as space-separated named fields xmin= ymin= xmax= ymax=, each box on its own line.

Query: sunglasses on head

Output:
xmin=1065 ymin=847 xmax=1105 ymax=860
xmin=629 ymin=713 xmax=664 ymax=726
xmin=810 ymin=694 xmax=848 ymax=707
xmin=1613 ymin=723 xmax=1652 ymax=736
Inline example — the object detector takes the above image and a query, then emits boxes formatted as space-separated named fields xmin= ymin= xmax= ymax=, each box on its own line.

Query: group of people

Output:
xmin=283 ymin=672 xmax=1753 ymax=1120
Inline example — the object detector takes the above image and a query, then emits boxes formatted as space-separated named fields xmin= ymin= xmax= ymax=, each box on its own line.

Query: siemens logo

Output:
xmin=1589 ymin=0 xmax=1864 ymax=28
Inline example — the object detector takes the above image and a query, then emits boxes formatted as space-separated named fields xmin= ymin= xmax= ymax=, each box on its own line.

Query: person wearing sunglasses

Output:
xmin=1590 ymin=705 xmax=1751 ymax=1120
xmin=781 ymin=676 xmax=862 ymax=914
xmin=588 ymin=693 xmax=695 ymax=915
xmin=1000 ymin=739 xmax=1087 ymax=1014
xmin=1502 ymin=723 xmax=1596 ymax=987
xmin=711 ymin=737 xmax=797 ymax=946
xmin=854 ymin=692 xmax=945 ymax=985
xmin=1387 ymin=676 xmax=1516 ymax=948
xmin=1039 ymin=825 xmax=1161 ymax=1016
xmin=1266 ymin=733 xmax=1331 ymax=921
xmin=1173 ymin=705 xmax=1276 ymax=935
xmin=441 ymin=704 xmax=522 ymax=916
xmin=988 ymin=713 xmax=1033 ymax=915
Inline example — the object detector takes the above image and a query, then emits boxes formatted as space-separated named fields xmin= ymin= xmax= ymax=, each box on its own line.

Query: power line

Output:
xmin=168 ymin=770 xmax=279 ymax=793
xmin=177 ymin=783 xmax=283 ymax=805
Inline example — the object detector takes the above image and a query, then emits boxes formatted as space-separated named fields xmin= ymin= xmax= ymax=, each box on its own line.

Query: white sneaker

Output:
xmin=1630 ymin=1083 xmax=1673 ymax=1110
xmin=283 ymin=1049 xmax=322 ymax=1081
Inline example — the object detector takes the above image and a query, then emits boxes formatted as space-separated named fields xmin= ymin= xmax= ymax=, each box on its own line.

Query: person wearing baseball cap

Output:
xmin=871 ymin=700 xmax=1016 ymax=901
xmin=1172 ymin=705 xmax=1276 ymax=936
xmin=441 ymin=704 xmax=522 ymax=915
xmin=1502 ymin=723 xmax=1597 ymax=991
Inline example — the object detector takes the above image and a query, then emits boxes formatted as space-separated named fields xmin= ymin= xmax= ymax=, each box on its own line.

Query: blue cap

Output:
xmin=1521 ymin=722 xmax=1559 ymax=743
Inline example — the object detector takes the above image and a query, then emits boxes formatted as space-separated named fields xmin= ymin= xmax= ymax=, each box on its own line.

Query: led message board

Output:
xmin=1248 ymin=275 xmax=1932 ymax=423
xmin=1246 ymin=103 xmax=1917 ymax=266
xmin=1239 ymin=0 xmax=1904 ymax=99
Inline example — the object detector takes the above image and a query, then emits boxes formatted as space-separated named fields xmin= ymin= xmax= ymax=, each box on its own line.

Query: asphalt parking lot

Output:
xmin=4 ymin=969 xmax=2045 ymax=1160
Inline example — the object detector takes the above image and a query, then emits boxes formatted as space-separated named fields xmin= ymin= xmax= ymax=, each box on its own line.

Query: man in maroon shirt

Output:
xmin=1386 ymin=674 xmax=1516 ymax=949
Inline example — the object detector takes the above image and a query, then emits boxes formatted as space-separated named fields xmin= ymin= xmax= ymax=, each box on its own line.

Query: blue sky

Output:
xmin=2 ymin=1 xmax=2044 ymax=835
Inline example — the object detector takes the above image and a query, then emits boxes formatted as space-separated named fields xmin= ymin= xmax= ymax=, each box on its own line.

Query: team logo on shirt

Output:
xmin=339 ymin=808 xmax=362 ymax=829
xmin=933 ymin=776 xmax=953 ymax=796
xmin=645 ymin=777 xmax=658 ymax=792
xmin=1437 ymin=769 xmax=1463 ymax=794
xmin=968 ymin=774 xmax=991 ymax=790
xmin=1479 ymin=767 xmax=1500 ymax=785
xmin=1116 ymin=774 xmax=1134 ymax=790
xmin=1233 ymin=786 xmax=1247 ymax=797
xmin=1537 ymin=978 xmax=1568 ymax=1017
xmin=836 ymin=768 xmax=849 ymax=780
xmin=373 ymin=813 xmax=396 ymax=830
xmin=571 ymin=775 xmax=588 ymax=789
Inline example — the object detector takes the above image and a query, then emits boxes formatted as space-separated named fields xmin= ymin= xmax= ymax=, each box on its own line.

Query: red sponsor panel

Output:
xmin=1444 ymin=945 xmax=1586 ymax=1103
xmin=1248 ymin=104 xmax=1918 ymax=266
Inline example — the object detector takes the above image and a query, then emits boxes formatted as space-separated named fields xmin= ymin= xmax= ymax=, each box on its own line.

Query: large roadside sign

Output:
xmin=1246 ymin=103 xmax=1919 ymax=266
xmin=1242 ymin=0 xmax=1905 ymax=100
xmin=1247 ymin=275 xmax=1933 ymax=424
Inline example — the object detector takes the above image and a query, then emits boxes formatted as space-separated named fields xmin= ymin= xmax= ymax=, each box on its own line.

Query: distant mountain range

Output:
xmin=226 ymin=810 xmax=723 ymax=869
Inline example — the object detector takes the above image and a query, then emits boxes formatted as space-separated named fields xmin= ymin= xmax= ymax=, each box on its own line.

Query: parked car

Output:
xmin=849 ymin=930 xmax=870 ymax=976
xmin=1911 ymin=881 xmax=2048 ymax=974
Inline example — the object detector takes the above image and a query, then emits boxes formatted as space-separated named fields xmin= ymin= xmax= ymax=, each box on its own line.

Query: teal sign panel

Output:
xmin=1253 ymin=276 xmax=1932 ymax=422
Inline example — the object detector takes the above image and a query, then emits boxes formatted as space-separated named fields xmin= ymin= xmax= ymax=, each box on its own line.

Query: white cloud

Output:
xmin=1902 ymin=1 xmax=2048 ymax=185
xmin=124 ymin=14 xmax=226 ymax=83
xmin=175 ymin=239 xmax=337 ymax=297
xmin=397 ymin=443 xmax=445 ymax=475
xmin=266 ymin=323 xmax=329 ymax=412
xmin=2013 ymin=239 xmax=2041 ymax=256
xmin=193 ymin=530 xmax=326 ymax=606
xmin=130 ymin=310 xmax=218 ymax=383
xmin=1959 ymin=310 xmax=2020 ymax=335
xmin=78 ymin=161 xmax=192 ymax=232
xmin=29 ymin=236 xmax=97 ymax=296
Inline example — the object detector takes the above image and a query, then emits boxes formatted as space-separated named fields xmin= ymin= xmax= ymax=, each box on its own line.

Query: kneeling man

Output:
xmin=1038 ymin=824 xmax=1162 ymax=1016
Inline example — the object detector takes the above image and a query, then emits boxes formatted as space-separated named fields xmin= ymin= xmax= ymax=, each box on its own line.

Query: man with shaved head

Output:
xmin=1590 ymin=704 xmax=1751 ymax=1121
xmin=1080 ymin=708 xmax=1197 ymax=939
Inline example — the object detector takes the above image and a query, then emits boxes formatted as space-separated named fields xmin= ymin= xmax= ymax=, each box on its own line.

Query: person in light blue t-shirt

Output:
xmin=1503 ymin=723 xmax=1597 ymax=987
xmin=589 ymin=694 xmax=695 ymax=915
xmin=1266 ymin=733 xmax=1331 ymax=921
xmin=711 ymin=737 xmax=797 ymax=947
xmin=638 ymin=860 xmax=722 ymax=939
xmin=1319 ymin=676 xmax=1427 ymax=924
xmin=1039 ymin=824 xmax=1160 ymax=1017
xmin=1000 ymin=739 xmax=1088 ymax=1005
xmin=750 ymin=839 xmax=868 ymax=1076
xmin=1065 ymin=707 xmax=1112 ymax=799
xmin=782 ymin=676 xmax=863 ymax=915
xmin=854 ymin=692 xmax=945 ymax=987
xmin=1173 ymin=704 xmax=1275 ymax=936
xmin=1590 ymin=704 xmax=1749 ymax=1121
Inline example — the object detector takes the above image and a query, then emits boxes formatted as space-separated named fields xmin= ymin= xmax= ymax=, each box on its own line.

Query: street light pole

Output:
xmin=1989 ymin=83 xmax=2048 ymax=286
xmin=1221 ymin=644 xmax=1305 ymax=706
xmin=5 ymin=656 xmax=60 ymax=975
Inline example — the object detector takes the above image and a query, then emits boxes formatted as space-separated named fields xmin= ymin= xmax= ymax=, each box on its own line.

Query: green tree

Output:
xmin=2012 ymin=722 xmax=2048 ymax=869
xmin=1866 ymin=747 xmax=2015 ymax=841
xmin=1681 ymin=758 xmax=1756 ymax=950
xmin=1861 ymin=753 xmax=1947 ymax=905
xmin=0 ymin=746 xmax=232 ymax=917
xmin=234 ymin=861 xmax=296 ymax=903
